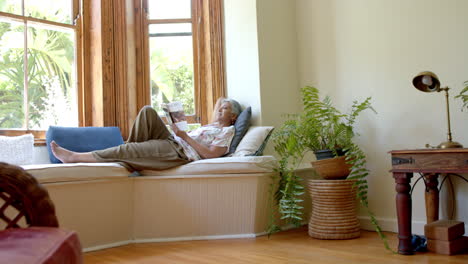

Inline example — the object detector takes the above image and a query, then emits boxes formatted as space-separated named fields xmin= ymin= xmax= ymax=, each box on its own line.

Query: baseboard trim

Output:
xmin=255 ymin=222 xmax=308 ymax=237
xmin=84 ymin=234 xmax=258 ymax=252
xmin=358 ymin=216 xmax=430 ymax=235
xmin=84 ymin=240 xmax=133 ymax=253
xmin=90 ymin=219 xmax=465 ymax=253
xmin=83 ymin=223 xmax=310 ymax=252
xmin=134 ymin=233 xmax=257 ymax=244
xmin=83 ymin=218 xmax=450 ymax=252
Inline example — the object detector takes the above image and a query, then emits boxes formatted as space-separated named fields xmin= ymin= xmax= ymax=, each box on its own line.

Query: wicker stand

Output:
xmin=308 ymin=179 xmax=360 ymax=239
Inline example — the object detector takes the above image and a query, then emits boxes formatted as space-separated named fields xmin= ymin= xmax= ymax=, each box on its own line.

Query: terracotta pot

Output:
xmin=308 ymin=179 xmax=360 ymax=240
xmin=311 ymin=156 xmax=352 ymax=180
xmin=314 ymin=149 xmax=345 ymax=160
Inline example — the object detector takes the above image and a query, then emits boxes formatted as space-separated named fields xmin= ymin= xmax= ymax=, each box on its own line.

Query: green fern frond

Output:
xmin=268 ymin=86 xmax=391 ymax=252
xmin=347 ymin=97 xmax=376 ymax=126
xmin=455 ymin=81 xmax=468 ymax=111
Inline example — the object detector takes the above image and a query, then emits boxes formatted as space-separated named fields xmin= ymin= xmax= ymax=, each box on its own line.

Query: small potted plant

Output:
xmin=269 ymin=86 xmax=389 ymax=247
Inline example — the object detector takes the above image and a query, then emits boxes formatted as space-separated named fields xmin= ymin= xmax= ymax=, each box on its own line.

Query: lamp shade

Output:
xmin=412 ymin=71 xmax=441 ymax=92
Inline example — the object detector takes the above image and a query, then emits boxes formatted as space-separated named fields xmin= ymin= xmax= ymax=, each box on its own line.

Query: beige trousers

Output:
xmin=93 ymin=106 xmax=190 ymax=171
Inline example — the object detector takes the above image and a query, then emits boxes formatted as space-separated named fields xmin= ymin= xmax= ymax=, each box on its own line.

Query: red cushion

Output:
xmin=0 ymin=227 xmax=82 ymax=264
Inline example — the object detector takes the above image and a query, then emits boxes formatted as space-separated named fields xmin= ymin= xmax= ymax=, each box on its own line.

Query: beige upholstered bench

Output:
xmin=23 ymin=156 xmax=278 ymax=251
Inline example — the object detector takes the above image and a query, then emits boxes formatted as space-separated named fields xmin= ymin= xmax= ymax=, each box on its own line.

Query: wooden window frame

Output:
xmin=134 ymin=0 xmax=225 ymax=125
xmin=81 ymin=0 xmax=130 ymax=138
xmin=0 ymin=0 xmax=83 ymax=145
xmin=1 ymin=0 xmax=225 ymax=145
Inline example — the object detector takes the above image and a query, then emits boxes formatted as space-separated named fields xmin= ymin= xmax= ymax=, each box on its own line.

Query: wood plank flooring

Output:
xmin=84 ymin=227 xmax=468 ymax=264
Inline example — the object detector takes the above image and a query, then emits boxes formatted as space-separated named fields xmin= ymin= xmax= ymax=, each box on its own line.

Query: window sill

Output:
xmin=0 ymin=129 xmax=46 ymax=146
xmin=34 ymin=139 xmax=47 ymax=146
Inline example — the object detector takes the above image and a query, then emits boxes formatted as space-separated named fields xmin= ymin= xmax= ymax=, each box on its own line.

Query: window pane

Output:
xmin=149 ymin=24 xmax=194 ymax=116
xmin=27 ymin=24 xmax=78 ymax=129
xmin=0 ymin=20 xmax=24 ymax=129
xmin=149 ymin=23 xmax=192 ymax=35
xmin=148 ymin=0 xmax=191 ymax=20
xmin=25 ymin=0 xmax=72 ymax=24
xmin=0 ymin=0 xmax=21 ymax=15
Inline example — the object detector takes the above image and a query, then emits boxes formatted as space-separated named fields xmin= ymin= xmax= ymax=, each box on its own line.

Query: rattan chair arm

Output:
xmin=0 ymin=162 xmax=58 ymax=228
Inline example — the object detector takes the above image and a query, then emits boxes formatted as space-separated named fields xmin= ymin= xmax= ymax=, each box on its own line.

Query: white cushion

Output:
xmin=231 ymin=126 xmax=274 ymax=157
xmin=0 ymin=134 xmax=34 ymax=165
xmin=23 ymin=163 xmax=129 ymax=184
xmin=140 ymin=155 xmax=278 ymax=176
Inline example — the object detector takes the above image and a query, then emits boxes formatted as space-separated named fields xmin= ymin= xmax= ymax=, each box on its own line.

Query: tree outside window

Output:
xmin=0 ymin=0 xmax=79 ymax=130
xmin=138 ymin=0 xmax=225 ymax=125
xmin=148 ymin=0 xmax=195 ymax=117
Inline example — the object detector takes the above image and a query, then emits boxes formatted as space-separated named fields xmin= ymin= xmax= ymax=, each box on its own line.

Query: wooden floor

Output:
xmin=84 ymin=227 xmax=468 ymax=264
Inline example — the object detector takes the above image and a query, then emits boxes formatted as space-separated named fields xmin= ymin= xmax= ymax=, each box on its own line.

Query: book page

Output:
xmin=161 ymin=104 xmax=173 ymax=125
xmin=162 ymin=101 xmax=188 ymax=131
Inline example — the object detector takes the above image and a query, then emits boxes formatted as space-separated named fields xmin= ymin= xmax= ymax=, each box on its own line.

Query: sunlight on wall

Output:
xmin=296 ymin=0 xmax=468 ymax=233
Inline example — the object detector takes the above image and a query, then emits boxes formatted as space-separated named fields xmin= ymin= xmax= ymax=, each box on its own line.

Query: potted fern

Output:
xmin=455 ymin=81 xmax=468 ymax=110
xmin=269 ymin=86 xmax=390 ymax=248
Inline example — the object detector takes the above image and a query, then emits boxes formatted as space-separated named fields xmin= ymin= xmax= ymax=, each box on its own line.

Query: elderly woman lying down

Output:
xmin=51 ymin=98 xmax=242 ymax=171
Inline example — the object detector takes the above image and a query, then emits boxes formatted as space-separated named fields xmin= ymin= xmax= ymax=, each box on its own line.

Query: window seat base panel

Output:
xmin=41 ymin=172 xmax=277 ymax=250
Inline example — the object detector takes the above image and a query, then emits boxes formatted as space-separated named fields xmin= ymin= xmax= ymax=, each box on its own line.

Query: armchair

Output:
xmin=0 ymin=162 xmax=82 ymax=264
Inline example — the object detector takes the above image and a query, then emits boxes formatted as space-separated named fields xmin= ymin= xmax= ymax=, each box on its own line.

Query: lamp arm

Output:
xmin=441 ymin=87 xmax=453 ymax=142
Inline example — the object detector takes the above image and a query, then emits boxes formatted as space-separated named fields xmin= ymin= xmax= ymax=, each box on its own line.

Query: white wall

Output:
xmin=256 ymin=0 xmax=301 ymax=127
xmin=224 ymin=0 xmax=301 ymax=128
xmin=224 ymin=0 xmax=262 ymax=124
xmin=296 ymin=0 xmax=468 ymax=234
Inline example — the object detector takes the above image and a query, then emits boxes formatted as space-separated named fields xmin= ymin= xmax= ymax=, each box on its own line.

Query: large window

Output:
xmin=136 ymin=0 xmax=225 ymax=125
xmin=0 ymin=0 xmax=81 ymax=136
xmin=148 ymin=1 xmax=195 ymax=116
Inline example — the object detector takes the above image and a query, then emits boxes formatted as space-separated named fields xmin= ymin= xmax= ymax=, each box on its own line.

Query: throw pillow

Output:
xmin=231 ymin=126 xmax=274 ymax=157
xmin=0 ymin=134 xmax=34 ymax=165
xmin=46 ymin=126 xmax=124 ymax=163
xmin=228 ymin=106 xmax=251 ymax=154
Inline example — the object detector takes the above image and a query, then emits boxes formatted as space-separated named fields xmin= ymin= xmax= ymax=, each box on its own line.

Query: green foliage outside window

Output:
xmin=0 ymin=4 xmax=76 ymax=129
xmin=150 ymin=38 xmax=195 ymax=116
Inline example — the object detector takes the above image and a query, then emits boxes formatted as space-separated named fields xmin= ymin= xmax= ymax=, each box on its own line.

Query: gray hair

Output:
xmin=223 ymin=98 xmax=242 ymax=116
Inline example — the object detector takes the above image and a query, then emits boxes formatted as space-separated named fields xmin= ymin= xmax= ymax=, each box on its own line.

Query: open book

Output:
xmin=162 ymin=101 xmax=188 ymax=131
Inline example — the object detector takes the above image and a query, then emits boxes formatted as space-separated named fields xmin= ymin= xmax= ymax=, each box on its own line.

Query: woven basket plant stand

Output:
xmin=308 ymin=179 xmax=361 ymax=239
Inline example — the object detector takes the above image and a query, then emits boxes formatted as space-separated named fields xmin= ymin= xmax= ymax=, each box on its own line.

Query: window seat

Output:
xmin=140 ymin=155 xmax=277 ymax=176
xmin=22 ymin=156 xmax=279 ymax=252
xmin=23 ymin=163 xmax=128 ymax=184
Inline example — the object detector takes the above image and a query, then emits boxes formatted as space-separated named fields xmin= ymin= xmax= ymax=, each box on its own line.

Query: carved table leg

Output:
xmin=424 ymin=173 xmax=439 ymax=224
xmin=393 ymin=172 xmax=413 ymax=255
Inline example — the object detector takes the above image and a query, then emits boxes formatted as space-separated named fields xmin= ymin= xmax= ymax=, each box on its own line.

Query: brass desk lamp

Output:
xmin=412 ymin=71 xmax=463 ymax=148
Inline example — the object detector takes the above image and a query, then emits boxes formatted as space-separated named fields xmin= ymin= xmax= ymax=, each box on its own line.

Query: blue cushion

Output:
xmin=46 ymin=126 xmax=124 ymax=163
xmin=228 ymin=107 xmax=251 ymax=154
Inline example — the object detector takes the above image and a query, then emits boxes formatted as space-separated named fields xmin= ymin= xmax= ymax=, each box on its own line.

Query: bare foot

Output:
xmin=50 ymin=141 xmax=76 ymax=163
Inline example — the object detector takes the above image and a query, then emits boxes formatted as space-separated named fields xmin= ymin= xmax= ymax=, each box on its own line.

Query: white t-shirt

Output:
xmin=174 ymin=124 xmax=235 ymax=160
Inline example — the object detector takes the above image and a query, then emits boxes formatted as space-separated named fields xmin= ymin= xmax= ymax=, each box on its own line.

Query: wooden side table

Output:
xmin=390 ymin=149 xmax=468 ymax=255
